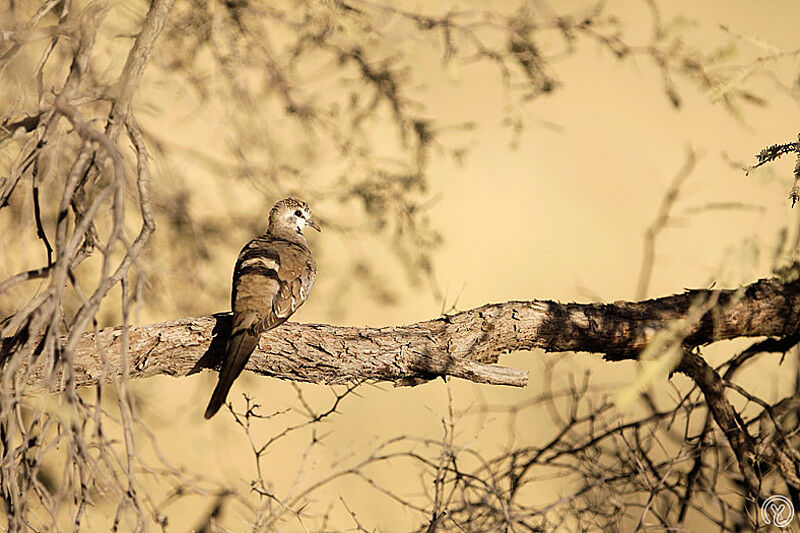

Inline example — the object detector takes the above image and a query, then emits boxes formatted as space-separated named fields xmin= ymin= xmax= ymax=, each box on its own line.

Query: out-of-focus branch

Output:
xmin=9 ymin=276 xmax=800 ymax=392
xmin=635 ymin=149 xmax=697 ymax=299
xmin=0 ymin=1 xmax=175 ymax=529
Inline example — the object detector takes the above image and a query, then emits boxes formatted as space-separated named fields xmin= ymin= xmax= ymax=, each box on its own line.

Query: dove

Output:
xmin=204 ymin=198 xmax=318 ymax=419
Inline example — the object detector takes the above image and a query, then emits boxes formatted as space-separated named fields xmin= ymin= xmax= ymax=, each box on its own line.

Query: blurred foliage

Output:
xmin=3 ymin=0 xmax=782 ymax=324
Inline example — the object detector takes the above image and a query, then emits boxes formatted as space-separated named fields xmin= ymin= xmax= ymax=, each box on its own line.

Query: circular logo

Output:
xmin=761 ymin=495 xmax=795 ymax=528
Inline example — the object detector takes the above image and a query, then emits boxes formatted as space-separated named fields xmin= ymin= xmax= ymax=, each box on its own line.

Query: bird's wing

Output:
xmin=262 ymin=240 xmax=316 ymax=331
xmin=232 ymin=237 xmax=314 ymax=333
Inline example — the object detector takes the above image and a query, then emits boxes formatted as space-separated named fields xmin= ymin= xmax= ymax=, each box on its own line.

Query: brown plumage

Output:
xmin=204 ymin=198 xmax=319 ymax=419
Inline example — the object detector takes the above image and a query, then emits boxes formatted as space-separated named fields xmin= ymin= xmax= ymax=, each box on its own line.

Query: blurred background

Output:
xmin=1 ymin=0 xmax=800 ymax=530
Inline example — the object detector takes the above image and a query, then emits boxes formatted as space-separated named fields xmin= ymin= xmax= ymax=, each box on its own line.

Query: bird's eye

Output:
xmin=294 ymin=210 xmax=303 ymax=217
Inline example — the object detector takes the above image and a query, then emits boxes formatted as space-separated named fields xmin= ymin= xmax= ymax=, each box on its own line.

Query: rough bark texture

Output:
xmin=8 ymin=276 xmax=800 ymax=392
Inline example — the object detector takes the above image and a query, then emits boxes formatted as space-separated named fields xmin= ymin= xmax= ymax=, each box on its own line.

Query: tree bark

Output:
xmin=7 ymin=276 xmax=800 ymax=392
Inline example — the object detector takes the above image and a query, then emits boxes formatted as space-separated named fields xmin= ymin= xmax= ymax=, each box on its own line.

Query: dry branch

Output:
xmin=9 ymin=276 xmax=800 ymax=392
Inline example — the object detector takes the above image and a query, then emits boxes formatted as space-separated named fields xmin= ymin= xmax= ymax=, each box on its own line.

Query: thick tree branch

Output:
xmin=6 ymin=277 xmax=800 ymax=392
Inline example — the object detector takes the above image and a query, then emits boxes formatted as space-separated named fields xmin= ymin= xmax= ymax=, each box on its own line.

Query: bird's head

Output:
xmin=268 ymin=197 xmax=320 ymax=236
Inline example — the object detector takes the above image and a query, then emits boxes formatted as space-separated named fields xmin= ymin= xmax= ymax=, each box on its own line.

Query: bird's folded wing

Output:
xmin=232 ymin=238 xmax=313 ymax=334
xmin=266 ymin=241 xmax=313 ymax=330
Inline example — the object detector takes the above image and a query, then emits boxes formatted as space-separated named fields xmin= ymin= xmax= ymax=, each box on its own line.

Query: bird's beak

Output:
xmin=308 ymin=219 xmax=321 ymax=232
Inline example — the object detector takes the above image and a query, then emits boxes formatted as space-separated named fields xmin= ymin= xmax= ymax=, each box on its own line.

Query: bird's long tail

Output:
xmin=204 ymin=329 xmax=259 ymax=419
